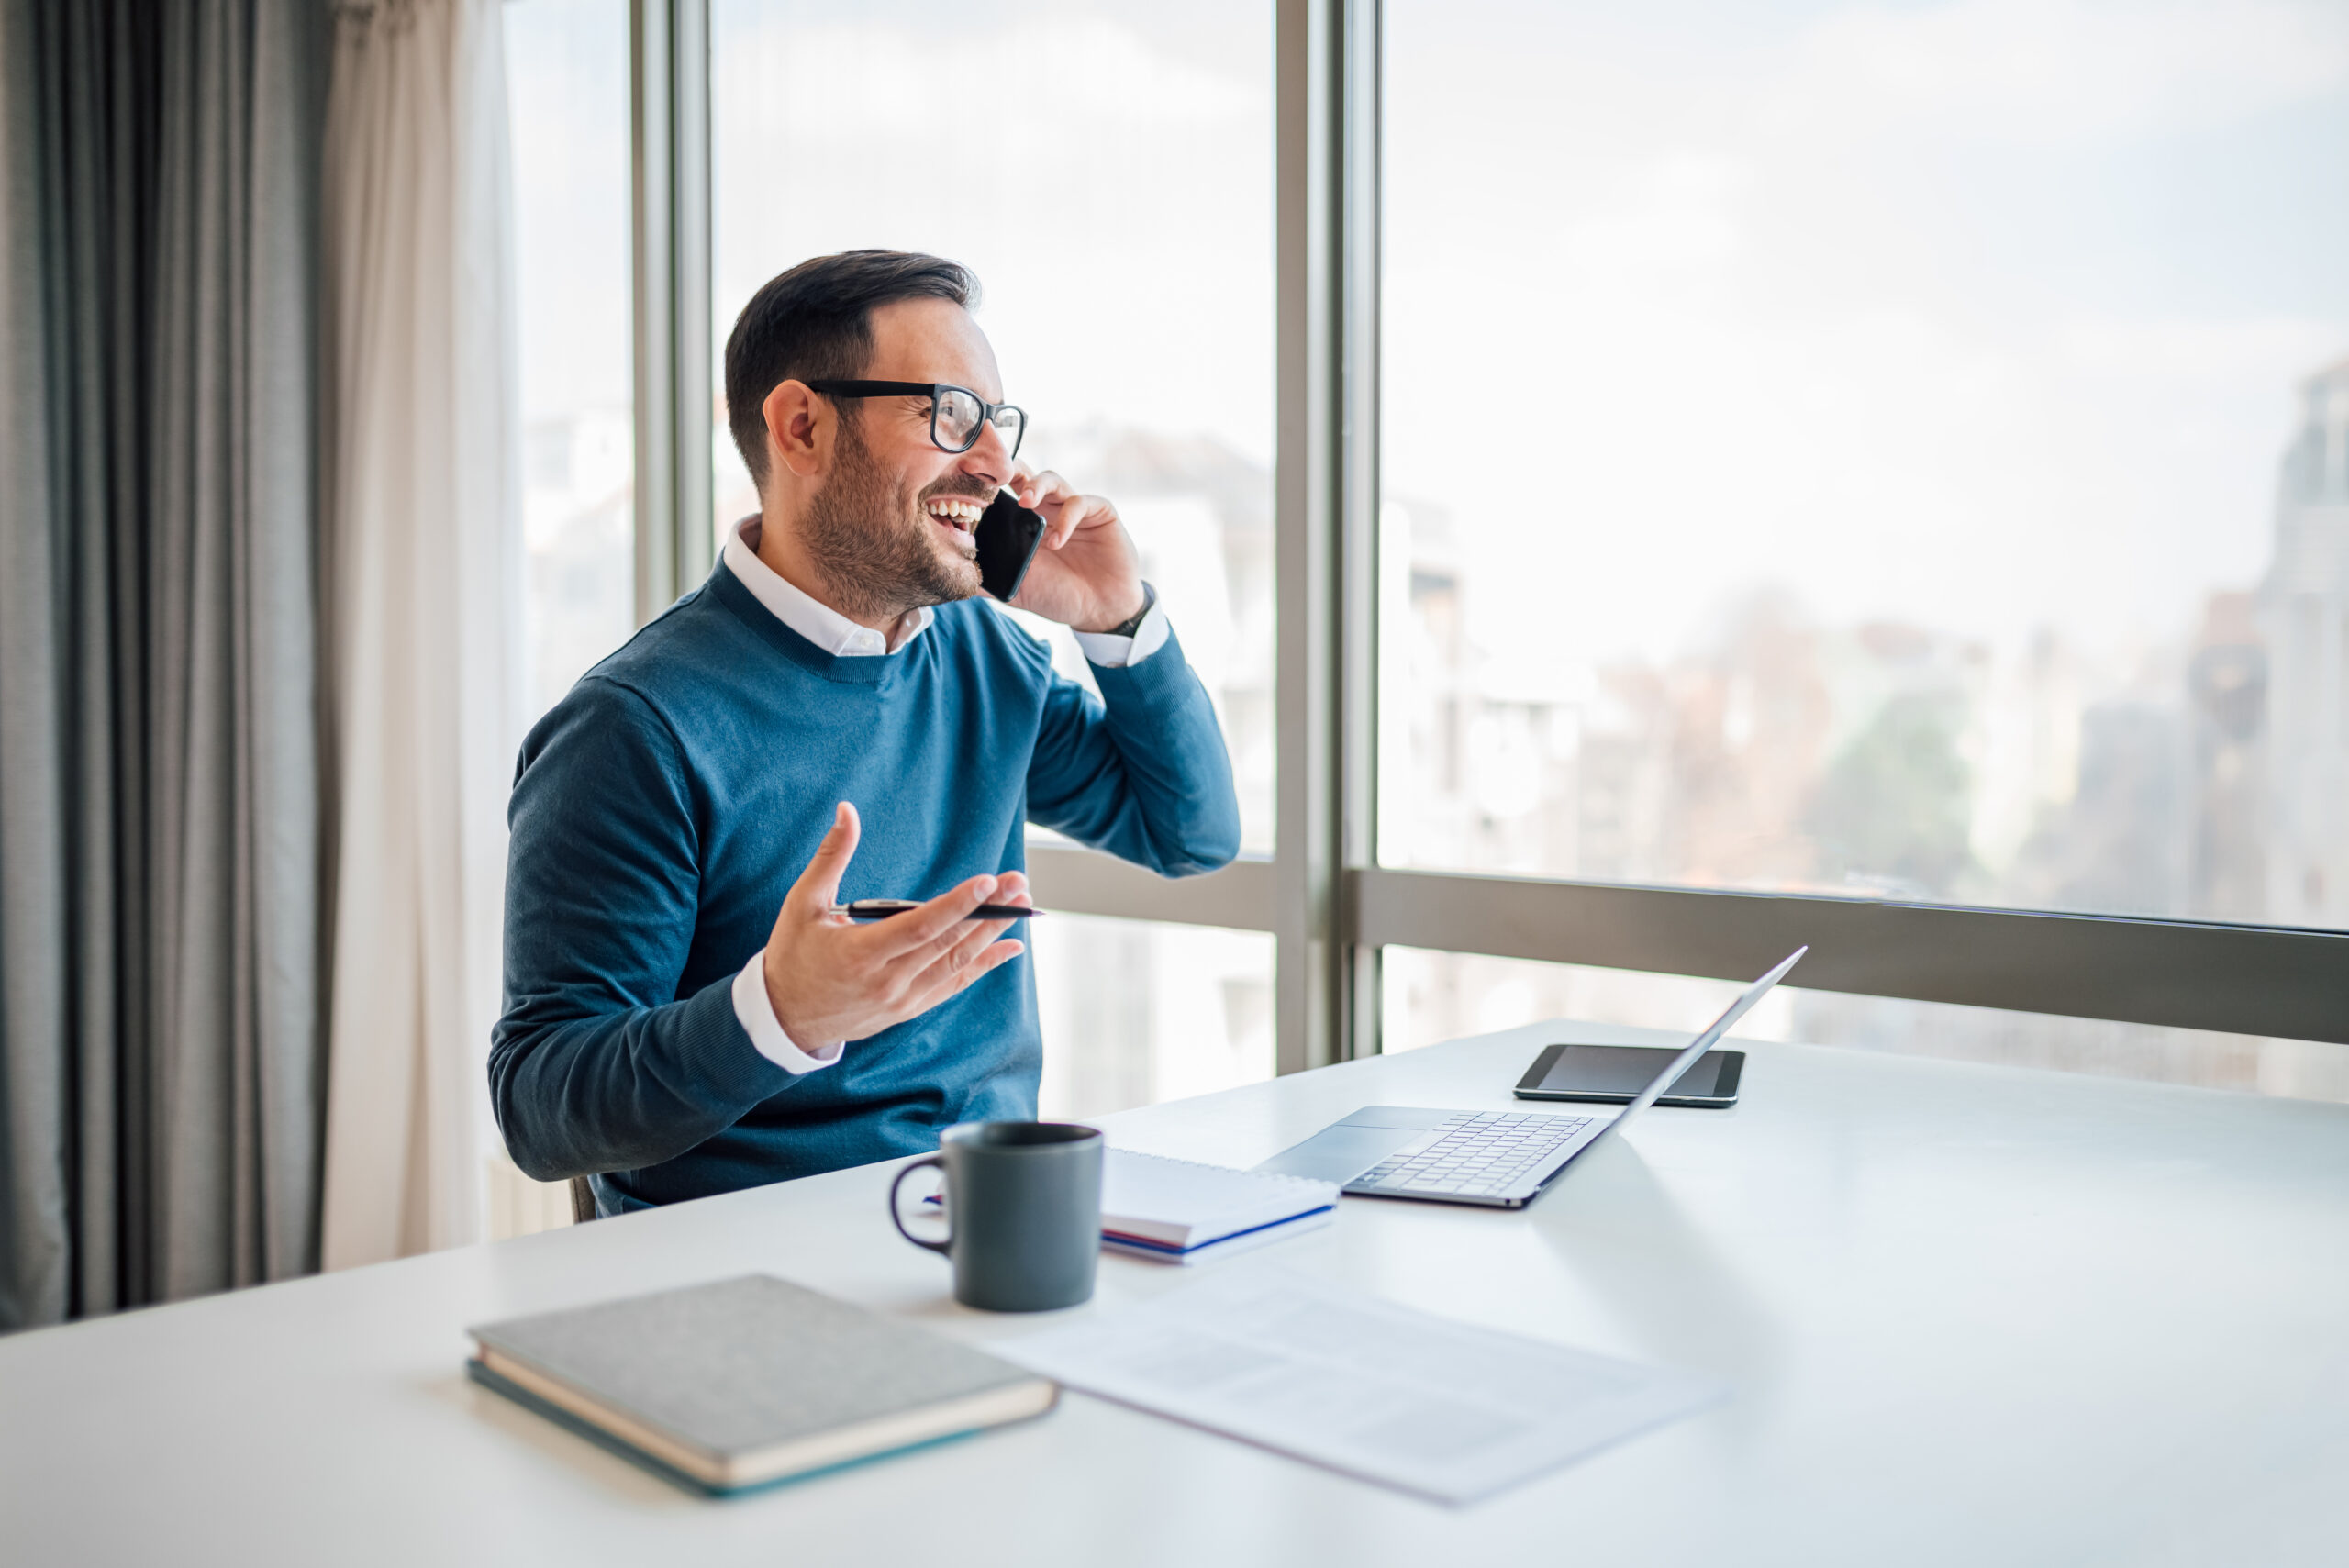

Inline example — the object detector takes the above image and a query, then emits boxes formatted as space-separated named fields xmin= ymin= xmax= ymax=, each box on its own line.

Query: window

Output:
xmin=705 ymin=0 xmax=1278 ymax=1102
xmin=582 ymin=0 xmax=2348 ymax=1106
xmin=497 ymin=0 xmax=640 ymax=1236
xmin=1384 ymin=949 xmax=2349 ymax=1104
xmin=507 ymin=0 xmax=635 ymax=723
xmin=1380 ymin=0 xmax=2349 ymax=929
xmin=708 ymin=0 xmax=1275 ymax=851
xmin=1035 ymin=917 xmax=1275 ymax=1119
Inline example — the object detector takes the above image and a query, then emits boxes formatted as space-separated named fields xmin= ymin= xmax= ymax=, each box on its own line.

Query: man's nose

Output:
xmin=958 ymin=418 xmax=1013 ymax=485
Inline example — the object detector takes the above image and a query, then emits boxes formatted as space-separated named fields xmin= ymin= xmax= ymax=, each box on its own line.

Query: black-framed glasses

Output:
xmin=805 ymin=380 xmax=1028 ymax=462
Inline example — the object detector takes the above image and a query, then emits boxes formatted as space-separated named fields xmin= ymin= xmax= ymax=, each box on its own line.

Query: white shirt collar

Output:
xmin=723 ymin=517 xmax=932 ymax=657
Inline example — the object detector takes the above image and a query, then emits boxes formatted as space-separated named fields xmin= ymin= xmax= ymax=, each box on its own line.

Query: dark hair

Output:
xmin=722 ymin=249 xmax=980 ymax=487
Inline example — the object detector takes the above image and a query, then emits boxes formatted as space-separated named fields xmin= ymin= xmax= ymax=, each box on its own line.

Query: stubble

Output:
xmin=797 ymin=417 xmax=983 ymax=624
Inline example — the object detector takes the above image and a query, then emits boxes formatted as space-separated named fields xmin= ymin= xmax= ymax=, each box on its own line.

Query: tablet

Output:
xmin=1514 ymin=1041 xmax=1743 ymax=1108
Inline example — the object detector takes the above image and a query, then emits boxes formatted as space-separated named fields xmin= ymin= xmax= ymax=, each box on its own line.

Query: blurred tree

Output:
xmin=1806 ymin=692 xmax=1976 ymax=898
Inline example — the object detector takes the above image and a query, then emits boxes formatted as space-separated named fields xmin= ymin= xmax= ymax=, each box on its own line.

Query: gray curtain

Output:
xmin=0 ymin=0 xmax=327 ymax=1329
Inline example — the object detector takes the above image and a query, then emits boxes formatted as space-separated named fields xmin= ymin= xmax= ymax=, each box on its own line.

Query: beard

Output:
xmin=796 ymin=417 xmax=984 ymax=624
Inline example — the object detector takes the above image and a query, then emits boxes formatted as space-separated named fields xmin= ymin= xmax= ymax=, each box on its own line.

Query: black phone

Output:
xmin=974 ymin=491 xmax=1047 ymax=602
xmin=1513 ymin=1041 xmax=1745 ymax=1108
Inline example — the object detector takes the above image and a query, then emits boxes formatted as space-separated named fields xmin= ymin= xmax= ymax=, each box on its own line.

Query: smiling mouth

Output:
xmin=924 ymin=495 xmax=985 ymax=557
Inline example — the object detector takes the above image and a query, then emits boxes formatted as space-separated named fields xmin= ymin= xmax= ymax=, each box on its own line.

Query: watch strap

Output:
xmin=1104 ymin=582 xmax=1155 ymax=639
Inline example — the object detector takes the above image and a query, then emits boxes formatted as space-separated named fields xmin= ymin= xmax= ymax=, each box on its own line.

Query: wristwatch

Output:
xmin=1103 ymin=582 xmax=1155 ymax=639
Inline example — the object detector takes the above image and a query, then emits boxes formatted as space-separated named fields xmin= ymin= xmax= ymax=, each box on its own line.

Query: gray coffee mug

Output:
xmin=889 ymin=1121 xmax=1102 ymax=1312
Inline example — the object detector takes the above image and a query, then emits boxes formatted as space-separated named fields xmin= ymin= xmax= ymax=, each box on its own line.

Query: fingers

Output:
xmin=947 ymin=906 xmax=1015 ymax=963
xmin=901 ymin=935 xmax=1027 ymax=1017
xmin=785 ymin=802 xmax=861 ymax=918
xmin=863 ymin=873 xmax=1001 ymax=957
xmin=889 ymin=893 xmax=1020 ymax=994
xmin=889 ymin=867 xmax=1029 ymax=964
xmin=1053 ymin=495 xmax=1116 ymax=550
xmin=1013 ymin=467 xmax=1069 ymax=511
xmin=768 ymin=832 xmax=1037 ymax=1045
xmin=1006 ymin=468 xmax=1115 ymax=550
xmin=905 ymin=918 xmax=999 ymax=988
xmin=873 ymin=869 xmax=1026 ymax=1002
xmin=956 ymin=936 xmax=1026 ymax=992
xmin=868 ymin=926 xmax=1022 ymax=1036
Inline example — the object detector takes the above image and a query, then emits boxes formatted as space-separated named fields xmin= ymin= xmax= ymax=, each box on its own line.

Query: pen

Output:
xmin=831 ymin=899 xmax=1042 ymax=921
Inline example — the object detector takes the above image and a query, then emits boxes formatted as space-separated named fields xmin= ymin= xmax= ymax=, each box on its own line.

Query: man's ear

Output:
xmin=763 ymin=380 xmax=828 ymax=483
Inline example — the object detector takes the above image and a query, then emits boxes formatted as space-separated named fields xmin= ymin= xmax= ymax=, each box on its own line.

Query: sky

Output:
xmin=505 ymin=0 xmax=632 ymax=420
xmin=1381 ymin=0 xmax=2349 ymax=669
xmin=705 ymin=0 xmax=1275 ymax=511
xmin=505 ymin=0 xmax=2349 ymax=675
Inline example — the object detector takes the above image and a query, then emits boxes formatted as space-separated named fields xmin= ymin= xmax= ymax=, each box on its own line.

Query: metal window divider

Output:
xmin=1274 ymin=0 xmax=1359 ymax=1074
xmin=1030 ymin=0 xmax=1385 ymax=1076
xmin=631 ymin=0 xmax=713 ymax=629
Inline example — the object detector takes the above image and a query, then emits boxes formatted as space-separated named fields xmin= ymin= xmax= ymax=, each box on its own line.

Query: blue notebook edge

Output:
xmin=1101 ymin=1203 xmax=1337 ymax=1260
xmin=463 ymin=1358 xmax=1000 ymax=1498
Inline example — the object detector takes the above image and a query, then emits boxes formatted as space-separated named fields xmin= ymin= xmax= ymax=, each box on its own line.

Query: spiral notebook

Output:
xmin=1100 ymin=1149 xmax=1340 ymax=1263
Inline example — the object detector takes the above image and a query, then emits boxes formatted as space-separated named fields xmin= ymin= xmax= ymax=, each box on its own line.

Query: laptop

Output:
xmin=1252 ymin=948 xmax=1806 ymax=1208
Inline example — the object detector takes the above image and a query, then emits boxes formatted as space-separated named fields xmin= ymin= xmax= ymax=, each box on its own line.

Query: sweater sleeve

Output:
xmin=490 ymin=679 xmax=794 ymax=1182
xmin=1024 ymin=623 xmax=1242 ymax=876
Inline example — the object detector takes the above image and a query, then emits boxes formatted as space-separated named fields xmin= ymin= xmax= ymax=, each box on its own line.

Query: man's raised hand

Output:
xmin=1001 ymin=466 xmax=1147 ymax=634
xmin=760 ymin=802 xmax=1028 ymax=1052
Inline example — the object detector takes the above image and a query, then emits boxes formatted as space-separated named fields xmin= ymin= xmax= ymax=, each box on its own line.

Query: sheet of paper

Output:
xmin=997 ymin=1267 xmax=1724 ymax=1505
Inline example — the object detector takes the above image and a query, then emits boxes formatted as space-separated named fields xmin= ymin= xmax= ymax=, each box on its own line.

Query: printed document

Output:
xmin=998 ymin=1268 xmax=1723 ymax=1505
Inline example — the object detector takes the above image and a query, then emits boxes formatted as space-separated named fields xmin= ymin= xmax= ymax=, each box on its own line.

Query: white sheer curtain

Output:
xmin=319 ymin=0 xmax=519 ymax=1268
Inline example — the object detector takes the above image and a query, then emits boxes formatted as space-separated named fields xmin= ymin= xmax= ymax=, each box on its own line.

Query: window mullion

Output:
xmin=1339 ymin=0 xmax=1382 ymax=1060
xmin=1274 ymin=0 xmax=1342 ymax=1075
xmin=1274 ymin=0 xmax=1380 ymax=1074
xmin=629 ymin=0 xmax=711 ymax=628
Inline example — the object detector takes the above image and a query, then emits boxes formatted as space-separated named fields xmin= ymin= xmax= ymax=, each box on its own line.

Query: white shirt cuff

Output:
xmin=1072 ymin=586 xmax=1171 ymax=668
xmin=731 ymin=951 xmax=843 ymax=1074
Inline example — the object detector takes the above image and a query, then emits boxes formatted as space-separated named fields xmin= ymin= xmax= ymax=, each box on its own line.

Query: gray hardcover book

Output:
xmin=467 ymin=1274 xmax=1058 ymax=1493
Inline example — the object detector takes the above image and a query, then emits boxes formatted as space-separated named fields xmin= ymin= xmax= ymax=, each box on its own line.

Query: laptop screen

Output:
xmin=1579 ymin=947 xmax=1806 ymax=1155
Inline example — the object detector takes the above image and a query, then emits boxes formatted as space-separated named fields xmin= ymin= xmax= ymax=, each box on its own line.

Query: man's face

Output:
xmin=793 ymin=296 xmax=1015 ymax=621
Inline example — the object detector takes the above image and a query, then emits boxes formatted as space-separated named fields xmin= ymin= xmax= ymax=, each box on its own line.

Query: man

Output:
xmin=492 ymin=250 xmax=1239 ymax=1215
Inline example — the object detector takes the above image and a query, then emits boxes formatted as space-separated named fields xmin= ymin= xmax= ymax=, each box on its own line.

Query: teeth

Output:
xmin=925 ymin=496 xmax=984 ymax=530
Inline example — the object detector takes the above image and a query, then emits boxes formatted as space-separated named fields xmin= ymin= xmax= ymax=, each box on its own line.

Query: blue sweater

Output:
xmin=491 ymin=561 xmax=1240 ymax=1213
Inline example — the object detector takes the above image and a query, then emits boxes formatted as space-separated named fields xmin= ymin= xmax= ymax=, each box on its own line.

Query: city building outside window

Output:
xmin=1378 ymin=0 xmax=2349 ymax=1095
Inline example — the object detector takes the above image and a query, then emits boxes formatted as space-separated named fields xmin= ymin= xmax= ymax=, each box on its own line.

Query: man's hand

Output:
xmin=1002 ymin=466 xmax=1148 ymax=633
xmin=761 ymin=802 xmax=1029 ymax=1051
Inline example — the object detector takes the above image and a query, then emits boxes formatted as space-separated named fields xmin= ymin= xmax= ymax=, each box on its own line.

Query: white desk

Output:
xmin=7 ymin=1022 xmax=2348 ymax=1567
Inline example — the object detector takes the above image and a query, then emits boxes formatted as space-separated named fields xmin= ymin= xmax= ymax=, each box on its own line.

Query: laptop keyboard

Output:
xmin=1349 ymin=1110 xmax=1598 ymax=1201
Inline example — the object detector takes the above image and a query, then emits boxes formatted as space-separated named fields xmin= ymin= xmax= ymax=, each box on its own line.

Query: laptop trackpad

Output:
xmin=1250 ymin=1106 xmax=1458 ymax=1184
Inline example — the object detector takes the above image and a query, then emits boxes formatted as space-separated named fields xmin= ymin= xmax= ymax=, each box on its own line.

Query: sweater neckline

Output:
xmin=707 ymin=560 xmax=907 ymax=686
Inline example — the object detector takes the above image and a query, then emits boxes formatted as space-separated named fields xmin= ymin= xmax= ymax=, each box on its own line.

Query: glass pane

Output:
xmin=709 ymin=0 xmax=1275 ymax=854
xmin=1383 ymin=948 xmax=2349 ymax=1105
xmin=496 ymin=0 xmax=637 ymax=1239
xmin=507 ymin=0 xmax=635 ymax=725
xmin=1034 ymin=916 xmax=1275 ymax=1119
xmin=1380 ymin=1 xmax=2349 ymax=929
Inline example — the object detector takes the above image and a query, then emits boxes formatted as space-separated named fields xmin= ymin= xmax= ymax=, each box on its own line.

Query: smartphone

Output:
xmin=974 ymin=491 xmax=1047 ymax=602
xmin=1513 ymin=1041 xmax=1745 ymax=1108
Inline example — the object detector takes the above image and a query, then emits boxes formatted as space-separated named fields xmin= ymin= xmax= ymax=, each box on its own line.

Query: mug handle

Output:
xmin=888 ymin=1155 xmax=951 ymax=1256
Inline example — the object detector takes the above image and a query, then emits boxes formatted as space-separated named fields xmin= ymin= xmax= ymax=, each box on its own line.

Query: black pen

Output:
xmin=830 ymin=899 xmax=1042 ymax=921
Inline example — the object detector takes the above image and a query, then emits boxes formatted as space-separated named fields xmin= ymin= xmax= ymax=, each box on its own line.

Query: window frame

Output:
xmin=630 ymin=0 xmax=714 ymax=624
xmin=632 ymin=0 xmax=2349 ymax=1066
